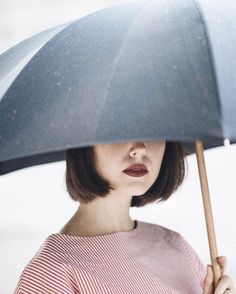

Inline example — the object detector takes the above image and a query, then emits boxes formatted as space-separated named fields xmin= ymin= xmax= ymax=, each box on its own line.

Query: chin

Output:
xmin=126 ymin=185 xmax=151 ymax=196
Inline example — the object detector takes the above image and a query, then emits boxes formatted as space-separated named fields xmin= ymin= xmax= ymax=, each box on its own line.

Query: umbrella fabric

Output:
xmin=0 ymin=0 xmax=235 ymax=175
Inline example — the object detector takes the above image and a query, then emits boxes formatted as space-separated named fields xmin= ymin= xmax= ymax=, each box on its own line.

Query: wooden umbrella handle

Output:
xmin=194 ymin=140 xmax=222 ymax=289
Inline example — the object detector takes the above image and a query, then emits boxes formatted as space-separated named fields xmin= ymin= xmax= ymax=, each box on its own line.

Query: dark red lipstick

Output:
xmin=123 ymin=164 xmax=148 ymax=177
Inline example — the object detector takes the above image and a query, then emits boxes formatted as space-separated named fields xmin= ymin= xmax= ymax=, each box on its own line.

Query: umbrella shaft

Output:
xmin=194 ymin=140 xmax=221 ymax=289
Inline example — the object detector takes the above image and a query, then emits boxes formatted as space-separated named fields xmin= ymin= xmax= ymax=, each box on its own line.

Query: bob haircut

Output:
xmin=65 ymin=141 xmax=187 ymax=207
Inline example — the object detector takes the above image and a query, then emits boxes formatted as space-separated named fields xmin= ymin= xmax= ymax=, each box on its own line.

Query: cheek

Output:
xmin=160 ymin=146 xmax=166 ymax=162
xmin=93 ymin=148 xmax=106 ymax=177
xmin=151 ymin=146 xmax=166 ymax=174
xmin=93 ymin=148 xmax=120 ymax=179
xmin=159 ymin=148 xmax=166 ymax=168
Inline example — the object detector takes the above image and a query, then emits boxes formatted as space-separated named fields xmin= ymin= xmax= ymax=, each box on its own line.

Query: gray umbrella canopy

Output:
xmin=0 ymin=0 xmax=236 ymax=175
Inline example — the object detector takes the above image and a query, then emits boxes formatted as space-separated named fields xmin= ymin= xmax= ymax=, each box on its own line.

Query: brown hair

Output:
xmin=65 ymin=142 xmax=187 ymax=207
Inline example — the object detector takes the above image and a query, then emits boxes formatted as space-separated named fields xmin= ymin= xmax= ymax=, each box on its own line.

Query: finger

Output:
xmin=217 ymin=256 xmax=227 ymax=276
xmin=217 ymin=256 xmax=226 ymax=265
xmin=203 ymin=265 xmax=214 ymax=294
xmin=214 ymin=275 xmax=233 ymax=294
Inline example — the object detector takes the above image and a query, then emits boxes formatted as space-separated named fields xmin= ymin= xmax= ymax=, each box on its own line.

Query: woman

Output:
xmin=14 ymin=141 xmax=235 ymax=293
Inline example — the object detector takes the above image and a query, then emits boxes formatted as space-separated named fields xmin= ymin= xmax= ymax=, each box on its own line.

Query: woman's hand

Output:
xmin=203 ymin=256 xmax=235 ymax=293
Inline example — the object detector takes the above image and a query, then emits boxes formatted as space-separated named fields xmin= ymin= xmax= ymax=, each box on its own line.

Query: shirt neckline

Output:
xmin=50 ymin=219 xmax=141 ymax=240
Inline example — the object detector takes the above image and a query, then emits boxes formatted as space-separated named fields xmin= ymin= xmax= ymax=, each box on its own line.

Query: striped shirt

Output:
xmin=14 ymin=220 xmax=206 ymax=293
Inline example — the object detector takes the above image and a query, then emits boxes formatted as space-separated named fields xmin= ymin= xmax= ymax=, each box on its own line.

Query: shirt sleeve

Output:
xmin=13 ymin=258 xmax=78 ymax=294
xmin=177 ymin=233 xmax=206 ymax=290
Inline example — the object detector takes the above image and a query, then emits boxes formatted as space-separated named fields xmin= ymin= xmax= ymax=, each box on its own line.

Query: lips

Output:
xmin=123 ymin=164 xmax=148 ymax=177
xmin=124 ymin=170 xmax=148 ymax=177
xmin=124 ymin=164 xmax=147 ymax=171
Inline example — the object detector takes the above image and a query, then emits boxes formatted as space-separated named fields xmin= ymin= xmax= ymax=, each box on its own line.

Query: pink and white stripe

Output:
xmin=14 ymin=220 xmax=206 ymax=293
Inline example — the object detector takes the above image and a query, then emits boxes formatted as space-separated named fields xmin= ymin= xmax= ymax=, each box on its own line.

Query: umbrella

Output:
xmin=0 ymin=0 xmax=235 ymax=289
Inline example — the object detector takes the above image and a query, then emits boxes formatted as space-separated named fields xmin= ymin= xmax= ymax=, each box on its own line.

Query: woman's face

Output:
xmin=93 ymin=140 xmax=166 ymax=197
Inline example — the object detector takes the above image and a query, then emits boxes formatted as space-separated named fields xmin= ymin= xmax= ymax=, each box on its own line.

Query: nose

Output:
xmin=129 ymin=142 xmax=147 ymax=158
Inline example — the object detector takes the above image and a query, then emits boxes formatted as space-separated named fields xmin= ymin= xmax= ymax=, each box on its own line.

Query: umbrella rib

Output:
xmin=192 ymin=0 xmax=224 ymax=137
xmin=0 ymin=22 xmax=71 ymax=103
xmin=101 ymin=2 xmax=150 ymax=102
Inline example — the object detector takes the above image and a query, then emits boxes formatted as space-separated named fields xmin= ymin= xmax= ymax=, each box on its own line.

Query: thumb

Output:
xmin=203 ymin=265 xmax=214 ymax=294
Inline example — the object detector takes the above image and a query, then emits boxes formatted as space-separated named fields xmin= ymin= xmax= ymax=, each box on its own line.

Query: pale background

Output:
xmin=0 ymin=1 xmax=235 ymax=293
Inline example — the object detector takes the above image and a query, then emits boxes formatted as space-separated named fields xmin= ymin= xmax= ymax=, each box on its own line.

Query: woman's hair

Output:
xmin=65 ymin=142 xmax=187 ymax=207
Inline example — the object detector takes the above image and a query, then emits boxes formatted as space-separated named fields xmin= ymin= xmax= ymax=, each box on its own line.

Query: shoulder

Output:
xmin=14 ymin=236 xmax=78 ymax=293
xmin=140 ymin=220 xmax=198 ymax=248
xmin=139 ymin=220 xmax=182 ymax=242
xmin=140 ymin=221 xmax=206 ymax=288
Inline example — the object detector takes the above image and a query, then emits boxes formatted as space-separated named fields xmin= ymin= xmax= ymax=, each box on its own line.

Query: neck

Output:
xmin=59 ymin=193 xmax=135 ymax=237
